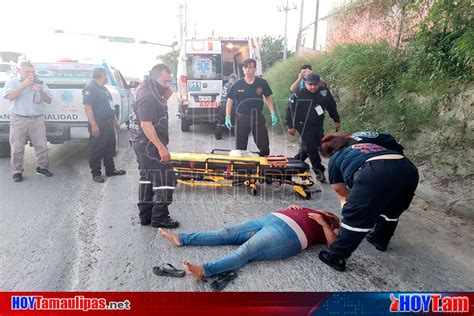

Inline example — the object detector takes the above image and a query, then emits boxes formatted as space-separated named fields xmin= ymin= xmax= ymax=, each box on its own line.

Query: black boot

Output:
xmin=215 ymin=125 xmax=224 ymax=140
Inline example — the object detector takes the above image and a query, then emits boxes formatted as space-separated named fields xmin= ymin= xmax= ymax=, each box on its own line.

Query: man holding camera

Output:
xmin=3 ymin=61 xmax=53 ymax=182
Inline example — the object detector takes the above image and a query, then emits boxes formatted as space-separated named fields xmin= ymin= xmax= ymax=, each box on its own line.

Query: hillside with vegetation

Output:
xmin=264 ymin=0 xmax=473 ymax=216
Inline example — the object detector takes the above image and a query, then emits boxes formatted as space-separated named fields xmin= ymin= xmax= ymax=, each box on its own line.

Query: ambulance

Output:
xmin=177 ymin=37 xmax=262 ymax=132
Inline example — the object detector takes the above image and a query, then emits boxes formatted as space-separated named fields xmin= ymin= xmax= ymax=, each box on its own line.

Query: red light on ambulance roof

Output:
xmin=180 ymin=75 xmax=187 ymax=83
xmin=57 ymin=58 xmax=78 ymax=63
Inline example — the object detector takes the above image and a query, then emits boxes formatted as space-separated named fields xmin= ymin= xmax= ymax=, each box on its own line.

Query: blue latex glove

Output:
xmin=271 ymin=112 xmax=278 ymax=126
xmin=225 ymin=116 xmax=233 ymax=129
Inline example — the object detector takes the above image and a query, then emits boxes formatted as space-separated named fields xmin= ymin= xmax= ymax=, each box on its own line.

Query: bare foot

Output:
xmin=159 ymin=228 xmax=181 ymax=246
xmin=182 ymin=260 xmax=204 ymax=279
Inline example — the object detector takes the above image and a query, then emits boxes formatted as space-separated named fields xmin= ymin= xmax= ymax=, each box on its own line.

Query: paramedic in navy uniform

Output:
xmin=317 ymin=134 xmax=419 ymax=271
xmin=225 ymin=59 xmax=277 ymax=156
xmin=285 ymin=74 xmax=340 ymax=182
xmin=129 ymin=64 xmax=179 ymax=229
xmin=82 ymin=68 xmax=126 ymax=183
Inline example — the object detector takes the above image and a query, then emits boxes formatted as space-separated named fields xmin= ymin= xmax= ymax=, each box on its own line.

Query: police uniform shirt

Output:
xmin=286 ymin=86 xmax=340 ymax=131
xmin=328 ymin=143 xmax=397 ymax=188
xmin=82 ymin=80 xmax=115 ymax=121
xmin=221 ymin=81 xmax=233 ymax=105
xmin=129 ymin=80 xmax=169 ymax=145
xmin=227 ymin=77 xmax=273 ymax=113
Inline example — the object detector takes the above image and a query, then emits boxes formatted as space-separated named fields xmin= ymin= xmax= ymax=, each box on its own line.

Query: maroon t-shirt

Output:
xmin=273 ymin=208 xmax=339 ymax=247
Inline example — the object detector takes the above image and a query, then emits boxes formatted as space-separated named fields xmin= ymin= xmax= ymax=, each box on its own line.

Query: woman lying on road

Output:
xmin=159 ymin=206 xmax=340 ymax=279
xmin=317 ymin=134 xmax=419 ymax=272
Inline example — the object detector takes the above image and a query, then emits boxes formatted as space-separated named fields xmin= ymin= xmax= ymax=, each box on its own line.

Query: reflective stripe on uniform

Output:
xmin=152 ymin=186 xmax=175 ymax=190
xmin=341 ymin=222 xmax=372 ymax=233
xmin=139 ymin=181 xmax=152 ymax=184
xmin=380 ymin=214 xmax=399 ymax=222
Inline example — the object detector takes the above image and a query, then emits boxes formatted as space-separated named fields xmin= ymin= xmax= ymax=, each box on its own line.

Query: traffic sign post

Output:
xmin=107 ymin=37 xmax=135 ymax=43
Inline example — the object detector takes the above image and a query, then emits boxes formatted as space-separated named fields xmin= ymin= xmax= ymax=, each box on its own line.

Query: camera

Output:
xmin=33 ymin=74 xmax=43 ymax=85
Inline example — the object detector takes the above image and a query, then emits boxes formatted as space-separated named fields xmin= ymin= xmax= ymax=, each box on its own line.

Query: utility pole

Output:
xmin=278 ymin=0 xmax=297 ymax=59
xmin=178 ymin=4 xmax=184 ymax=44
xmin=295 ymin=0 xmax=305 ymax=56
xmin=184 ymin=0 xmax=188 ymax=38
xmin=313 ymin=0 xmax=320 ymax=50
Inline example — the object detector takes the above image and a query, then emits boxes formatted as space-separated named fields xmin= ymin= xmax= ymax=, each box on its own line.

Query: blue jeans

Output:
xmin=178 ymin=214 xmax=302 ymax=277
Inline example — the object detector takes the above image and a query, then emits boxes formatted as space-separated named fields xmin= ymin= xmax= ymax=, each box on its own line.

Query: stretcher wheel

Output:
xmin=294 ymin=190 xmax=312 ymax=200
xmin=249 ymin=184 xmax=258 ymax=196
xmin=302 ymin=191 xmax=312 ymax=200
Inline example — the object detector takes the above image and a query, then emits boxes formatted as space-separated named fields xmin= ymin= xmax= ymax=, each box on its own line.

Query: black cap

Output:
xmin=305 ymin=74 xmax=320 ymax=84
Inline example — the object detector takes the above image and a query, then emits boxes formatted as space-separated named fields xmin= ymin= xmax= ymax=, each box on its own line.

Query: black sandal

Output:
xmin=210 ymin=271 xmax=237 ymax=291
xmin=152 ymin=263 xmax=186 ymax=277
xmin=318 ymin=250 xmax=346 ymax=272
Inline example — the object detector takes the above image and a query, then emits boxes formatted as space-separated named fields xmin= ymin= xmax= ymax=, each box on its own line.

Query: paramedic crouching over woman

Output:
xmin=317 ymin=134 xmax=419 ymax=272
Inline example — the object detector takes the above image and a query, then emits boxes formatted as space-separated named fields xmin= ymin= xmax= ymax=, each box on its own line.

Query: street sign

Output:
xmin=107 ymin=37 xmax=135 ymax=43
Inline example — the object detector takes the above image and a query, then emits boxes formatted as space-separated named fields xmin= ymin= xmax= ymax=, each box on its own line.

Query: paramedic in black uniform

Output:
xmin=317 ymin=134 xmax=419 ymax=271
xmin=225 ymin=59 xmax=277 ymax=156
xmin=215 ymin=73 xmax=238 ymax=140
xmin=285 ymin=74 xmax=341 ymax=182
xmin=83 ymin=68 xmax=126 ymax=183
xmin=129 ymin=64 xmax=179 ymax=228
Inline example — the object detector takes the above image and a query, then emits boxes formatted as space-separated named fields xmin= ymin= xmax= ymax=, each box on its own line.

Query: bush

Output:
xmin=264 ymin=41 xmax=443 ymax=144
xmin=318 ymin=42 xmax=401 ymax=99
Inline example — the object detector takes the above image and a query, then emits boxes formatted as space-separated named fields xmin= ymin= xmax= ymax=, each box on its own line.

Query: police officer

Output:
xmin=285 ymin=74 xmax=341 ymax=182
xmin=289 ymin=65 xmax=328 ymax=162
xmin=225 ymin=59 xmax=277 ymax=156
xmin=129 ymin=64 xmax=179 ymax=228
xmin=215 ymin=73 xmax=238 ymax=140
xmin=83 ymin=68 xmax=126 ymax=183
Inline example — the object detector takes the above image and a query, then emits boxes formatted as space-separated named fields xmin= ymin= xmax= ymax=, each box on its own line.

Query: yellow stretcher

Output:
xmin=170 ymin=149 xmax=316 ymax=199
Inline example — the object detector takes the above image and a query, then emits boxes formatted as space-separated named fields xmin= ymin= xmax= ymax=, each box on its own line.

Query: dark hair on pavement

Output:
xmin=320 ymin=134 xmax=357 ymax=158
xmin=150 ymin=64 xmax=171 ymax=77
xmin=243 ymin=58 xmax=257 ymax=68
xmin=92 ymin=67 xmax=107 ymax=79
xmin=20 ymin=61 xmax=34 ymax=68
xmin=301 ymin=64 xmax=312 ymax=70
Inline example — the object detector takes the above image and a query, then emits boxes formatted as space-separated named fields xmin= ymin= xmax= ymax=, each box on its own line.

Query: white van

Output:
xmin=177 ymin=37 xmax=262 ymax=132
xmin=0 ymin=60 xmax=135 ymax=157
xmin=0 ymin=62 xmax=16 ymax=82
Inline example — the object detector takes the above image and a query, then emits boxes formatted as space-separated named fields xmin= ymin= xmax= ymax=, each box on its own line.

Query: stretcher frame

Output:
xmin=171 ymin=149 xmax=316 ymax=199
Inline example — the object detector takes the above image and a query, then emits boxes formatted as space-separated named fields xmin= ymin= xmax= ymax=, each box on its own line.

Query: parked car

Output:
xmin=0 ymin=62 xmax=16 ymax=83
xmin=0 ymin=60 xmax=135 ymax=158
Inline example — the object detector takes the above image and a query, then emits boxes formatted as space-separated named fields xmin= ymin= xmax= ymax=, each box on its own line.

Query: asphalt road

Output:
xmin=1 ymin=95 xmax=473 ymax=291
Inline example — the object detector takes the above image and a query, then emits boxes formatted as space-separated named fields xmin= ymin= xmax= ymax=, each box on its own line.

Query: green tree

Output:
xmin=157 ymin=50 xmax=180 ymax=83
xmin=258 ymin=35 xmax=293 ymax=71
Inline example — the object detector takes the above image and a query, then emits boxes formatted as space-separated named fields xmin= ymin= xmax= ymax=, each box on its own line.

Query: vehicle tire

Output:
xmin=181 ymin=118 xmax=191 ymax=132
xmin=0 ymin=142 xmax=11 ymax=158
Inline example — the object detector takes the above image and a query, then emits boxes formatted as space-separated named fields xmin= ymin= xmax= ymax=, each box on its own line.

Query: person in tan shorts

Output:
xmin=3 ymin=61 xmax=53 ymax=182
